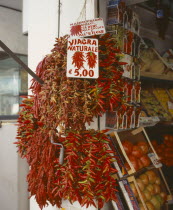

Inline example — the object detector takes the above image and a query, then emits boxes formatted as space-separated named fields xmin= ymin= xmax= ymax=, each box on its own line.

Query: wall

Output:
xmin=0 ymin=124 xmax=29 ymax=210
xmin=0 ymin=6 xmax=27 ymax=55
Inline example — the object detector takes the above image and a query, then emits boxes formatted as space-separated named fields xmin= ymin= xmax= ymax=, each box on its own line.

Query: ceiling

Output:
xmin=0 ymin=0 xmax=22 ymax=11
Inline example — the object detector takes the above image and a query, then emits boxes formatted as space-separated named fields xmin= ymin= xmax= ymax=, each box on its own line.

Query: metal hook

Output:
xmin=50 ymin=135 xmax=64 ymax=165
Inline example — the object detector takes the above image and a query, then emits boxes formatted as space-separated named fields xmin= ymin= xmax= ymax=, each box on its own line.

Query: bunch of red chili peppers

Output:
xmin=16 ymin=33 xmax=139 ymax=209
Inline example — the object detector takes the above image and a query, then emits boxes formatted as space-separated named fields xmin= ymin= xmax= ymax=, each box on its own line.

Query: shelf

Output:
xmin=118 ymin=165 xmax=155 ymax=181
xmin=141 ymin=71 xmax=173 ymax=81
xmin=158 ymin=121 xmax=173 ymax=126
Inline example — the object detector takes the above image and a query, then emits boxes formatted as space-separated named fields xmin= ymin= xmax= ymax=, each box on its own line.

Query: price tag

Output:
xmin=148 ymin=153 xmax=162 ymax=168
xmin=67 ymin=38 xmax=99 ymax=79
xmin=70 ymin=18 xmax=105 ymax=37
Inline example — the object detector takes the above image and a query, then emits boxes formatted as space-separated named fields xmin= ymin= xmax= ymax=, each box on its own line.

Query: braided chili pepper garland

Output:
xmin=16 ymin=33 xmax=140 ymax=209
xmin=70 ymin=25 xmax=82 ymax=36
xmin=86 ymin=52 xmax=97 ymax=69
xmin=72 ymin=51 xmax=85 ymax=69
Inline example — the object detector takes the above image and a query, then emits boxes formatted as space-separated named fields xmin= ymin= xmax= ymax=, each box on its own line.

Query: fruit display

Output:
xmin=129 ymin=182 xmax=146 ymax=210
xmin=152 ymin=134 xmax=173 ymax=166
xmin=109 ymin=127 xmax=172 ymax=209
xmin=132 ymin=170 xmax=168 ymax=210
xmin=141 ymin=89 xmax=171 ymax=120
xmin=152 ymin=88 xmax=173 ymax=116
xmin=168 ymin=88 xmax=173 ymax=98
xmin=122 ymin=140 xmax=151 ymax=171
xmin=110 ymin=127 xmax=159 ymax=175
xmin=119 ymin=178 xmax=141 ymax=209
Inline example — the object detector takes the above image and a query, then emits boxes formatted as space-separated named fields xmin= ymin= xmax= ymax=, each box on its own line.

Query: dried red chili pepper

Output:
xmin=72 ymin=51 xmax=85 ymax=69
xmin=70 ymin=25 xmax=82 ymax=36
xmin=15 ymin=33 xmax=141 ymax=209
xmin=86 ymin=52 xmax=97 ymax=68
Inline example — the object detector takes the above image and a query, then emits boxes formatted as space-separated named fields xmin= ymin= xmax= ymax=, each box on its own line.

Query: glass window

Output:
xmin=0 ymin=52 xmax=28 ymax=119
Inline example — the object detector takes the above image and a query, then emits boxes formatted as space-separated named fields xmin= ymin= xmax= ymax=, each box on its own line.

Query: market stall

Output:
xmin=14 ymin=0 xmax=173 ymax=209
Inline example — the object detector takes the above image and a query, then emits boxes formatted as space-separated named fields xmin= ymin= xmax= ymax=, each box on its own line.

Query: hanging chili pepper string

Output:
xmin=15 ymin=32 xmax=140 ymax=209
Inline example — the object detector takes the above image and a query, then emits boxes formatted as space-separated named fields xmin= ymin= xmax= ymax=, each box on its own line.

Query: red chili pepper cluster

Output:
xmin=16 ymin=103 xmax=118 ymax=209
xmin=16 ymin=33 xmax=140 ymax=209
xmin=70 ymin=25 xmax=82 ymax=36
xmin=72 ymin=51 xmax=85 ymax=69
xmin=15 ymin=97 xmax=36 ymax=157
xmin=53 ymin=130 xmax=118 ymax=208
xmin=86 ymin=52 xmax=97 ymax=68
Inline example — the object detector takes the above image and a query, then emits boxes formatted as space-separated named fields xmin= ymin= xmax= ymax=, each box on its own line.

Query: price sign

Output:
xmin=148 ymin=153 xmax=162 ymax=168
xmin=67 ymin=38 xmax=99 ymax=79
xmin=70 ymin=18 xmax=105 ymax=37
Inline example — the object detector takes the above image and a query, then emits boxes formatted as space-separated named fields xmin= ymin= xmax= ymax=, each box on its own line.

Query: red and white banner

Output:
xmin=70 ymin=18 xmax=105 ymax=37
xmin=67 ymin=38 xmax=99 ymax=79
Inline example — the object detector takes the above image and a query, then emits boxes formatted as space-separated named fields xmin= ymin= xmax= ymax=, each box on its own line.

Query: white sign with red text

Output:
xmin=148 ymin=153 xmax=162 ymax=168
xmin=67 ymin=38 xmax=99 ymax=79
xmin=70 ymin=18 xmax=106 ymax=37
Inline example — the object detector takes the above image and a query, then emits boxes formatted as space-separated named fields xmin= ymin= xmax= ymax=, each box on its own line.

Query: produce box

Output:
xmin=111 ymin=182 xmax=128 ymax=210
xmin=108 ymin=135 xmax=128 ymax=178
xmin=127 ymin=176 xmax=147 ymax=210
xmin=119 ymin=178 xmax=140 ymax=210
xmin=168 ymin=88 xmax=173 ymax=100
xmin=151 ymin=134 xmax=173 ymax=167
xmin=110 ymin=127 xmax=160 ymax=174
xmin=133 ymin=168 xmax=172 ymax=210
xmin=141 ymin=89 xmax=171 ymax=121
xmin=152 ymin=88 xmax=173 ymax=117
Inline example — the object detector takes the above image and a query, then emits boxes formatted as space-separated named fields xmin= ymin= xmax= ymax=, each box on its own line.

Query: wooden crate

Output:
xmin=127 ymin=176 xmax=147 ymax=210
xmin=127 ymin=167 xmax=172 ymax=210
xmin=118 ymin=178 xmax=140 ymax=210
xmin=110 ymin=127 xmax=160 ymax=175
xmin=158 ymin=168 xmax=172 ymax=201
xmin=133 ymin=167 xmax=172 ymax=209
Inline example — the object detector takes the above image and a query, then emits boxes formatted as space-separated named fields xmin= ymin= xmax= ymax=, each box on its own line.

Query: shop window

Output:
xmin=0 ymin=52 xmax=28 ymax=119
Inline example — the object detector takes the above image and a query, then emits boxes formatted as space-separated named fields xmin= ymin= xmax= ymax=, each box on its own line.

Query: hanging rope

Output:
xmin=76 ymin=0 xmax=87 ymax=22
